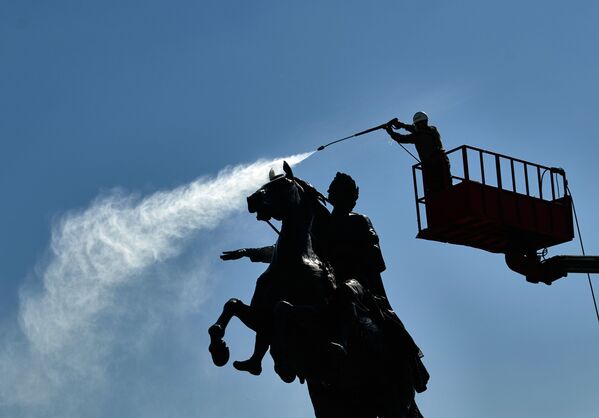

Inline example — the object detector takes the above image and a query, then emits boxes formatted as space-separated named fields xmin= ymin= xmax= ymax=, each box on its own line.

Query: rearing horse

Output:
xmin=208 ymin=161 xmax=336 ymax=383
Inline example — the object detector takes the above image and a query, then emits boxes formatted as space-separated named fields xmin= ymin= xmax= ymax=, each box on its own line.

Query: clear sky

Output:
xmin=1 ymin=1 xmax=598 ymax=417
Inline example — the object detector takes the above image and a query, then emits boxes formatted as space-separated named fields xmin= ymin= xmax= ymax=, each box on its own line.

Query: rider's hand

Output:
xmin=220 ymin=249 xmax=247 ymax=260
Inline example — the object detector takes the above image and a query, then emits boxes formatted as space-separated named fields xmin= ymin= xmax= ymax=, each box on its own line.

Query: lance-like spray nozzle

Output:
xmin=316 ymin=123 xmax=390 ymax=152
xmin=315 ymin=120 xmax=421 ymax=163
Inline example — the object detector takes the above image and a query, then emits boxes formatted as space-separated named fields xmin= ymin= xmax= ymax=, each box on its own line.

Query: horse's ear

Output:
xmin=283 ymin=161 xmax=294 ymax=179
xmin=269 ymin=168 xmax=276 ymax=181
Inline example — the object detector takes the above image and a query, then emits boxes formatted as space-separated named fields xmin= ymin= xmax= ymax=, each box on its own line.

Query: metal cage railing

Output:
xmin=412 ymin=145 xmax=569 ymax=233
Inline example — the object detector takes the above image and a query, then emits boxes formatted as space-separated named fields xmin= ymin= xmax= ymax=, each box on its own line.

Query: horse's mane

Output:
xmin=291 ymin=177 xmax=331 ymax=263
xmin=294 ymin=177 xmax=327 ymax=206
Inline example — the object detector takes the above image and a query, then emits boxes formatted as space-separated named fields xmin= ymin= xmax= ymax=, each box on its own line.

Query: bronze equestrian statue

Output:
xmin=208 ymin=162 xmax=427 ymax=417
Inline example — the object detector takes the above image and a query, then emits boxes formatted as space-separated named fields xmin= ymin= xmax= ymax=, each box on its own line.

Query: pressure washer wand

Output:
xmin=316 ymin=123 xmax=389 ymax=151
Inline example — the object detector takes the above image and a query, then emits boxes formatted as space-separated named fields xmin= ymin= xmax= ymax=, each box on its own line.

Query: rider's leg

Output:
xmin=329 ymin=279 xmax=361 ymax=356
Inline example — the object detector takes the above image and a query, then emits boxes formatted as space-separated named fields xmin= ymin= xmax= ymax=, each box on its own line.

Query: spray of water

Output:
xmin=0 ymin=152 xmax=313 ymax=413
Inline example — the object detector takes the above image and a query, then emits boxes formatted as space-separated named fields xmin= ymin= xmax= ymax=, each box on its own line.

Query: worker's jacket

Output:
xmin=395 ymin=125 xmax=445 ymax=162
xmin=396 ymin=124 xmax=452 ymax=194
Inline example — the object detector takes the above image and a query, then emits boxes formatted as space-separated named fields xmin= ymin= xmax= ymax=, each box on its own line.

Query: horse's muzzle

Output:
xmin=247 ymin=191 xmax=261 ymax=214
xmin=247 ymin=190 xmax=271 ymax=220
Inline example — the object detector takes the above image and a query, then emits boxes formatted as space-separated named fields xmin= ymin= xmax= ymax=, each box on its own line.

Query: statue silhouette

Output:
xmin=210 ymin=162 xmax=426 ymax=418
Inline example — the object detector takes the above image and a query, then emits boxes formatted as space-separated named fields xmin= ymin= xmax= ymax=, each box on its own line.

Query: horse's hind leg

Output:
xmin=208 ymin=298 xmax=259 ymax=367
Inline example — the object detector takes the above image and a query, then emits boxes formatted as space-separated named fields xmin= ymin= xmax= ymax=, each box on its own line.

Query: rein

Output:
xmin=265 ymin=220 xmax=280 ymax=235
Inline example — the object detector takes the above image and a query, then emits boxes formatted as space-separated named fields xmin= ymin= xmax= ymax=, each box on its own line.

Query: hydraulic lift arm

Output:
xmin=505 ymin=253 xmax=599 ymax=285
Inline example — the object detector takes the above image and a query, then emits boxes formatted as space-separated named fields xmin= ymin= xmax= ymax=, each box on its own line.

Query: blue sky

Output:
xmin=1 ymin=1 xmax=598 ymax=417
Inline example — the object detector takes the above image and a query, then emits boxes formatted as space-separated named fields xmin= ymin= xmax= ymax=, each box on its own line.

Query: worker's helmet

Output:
xmin=328 ymin=172 xmax=359 ymax=211
xmin=413 ymin=111 xmax=429 ymax=124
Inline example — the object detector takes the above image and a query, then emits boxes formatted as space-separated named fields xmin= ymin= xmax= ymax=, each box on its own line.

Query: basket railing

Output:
xmin=412 ymin=145 xmax=569 ymax=232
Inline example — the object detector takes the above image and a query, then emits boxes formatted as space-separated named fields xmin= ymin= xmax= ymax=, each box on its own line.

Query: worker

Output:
xmin=385 ymin=111 xmax=452 ymax=195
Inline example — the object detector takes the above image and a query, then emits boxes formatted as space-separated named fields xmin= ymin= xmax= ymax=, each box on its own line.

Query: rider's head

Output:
xmin=327 ymin=172 xmax=359 ymax=212
xmin=413 ymin=111 xmax=429 ymax=131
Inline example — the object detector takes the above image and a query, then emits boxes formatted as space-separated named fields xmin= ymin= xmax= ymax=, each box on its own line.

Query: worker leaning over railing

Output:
xmin=385 ymin=111 xmax=452 ymax=196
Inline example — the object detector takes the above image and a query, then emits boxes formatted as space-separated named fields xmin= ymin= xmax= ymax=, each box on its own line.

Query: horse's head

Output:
xmin=247 ymin=161 xmax=303 ymax=222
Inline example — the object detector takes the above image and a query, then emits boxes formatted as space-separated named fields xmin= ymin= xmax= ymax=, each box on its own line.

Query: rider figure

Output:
xmin=323 ymin=172 xmax=387 ymax=298
xmin=323 ymin=173 xmax=398 ymax=357
xmin=323 ymin=173 xmax=428 ymax=393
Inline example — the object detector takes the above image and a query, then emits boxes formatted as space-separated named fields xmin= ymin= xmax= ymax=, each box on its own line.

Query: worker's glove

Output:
xmin=384 ymin=122 xmax=396 ymax=135
xmin=386 ymin=118 xmax=400 ymax=129
xmin=397 ymin=121 xmax=407 ymax=129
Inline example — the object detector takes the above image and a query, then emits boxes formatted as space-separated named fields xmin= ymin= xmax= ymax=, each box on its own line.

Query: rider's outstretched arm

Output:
xmin=220 ymin=246 xmax=274 ymax=263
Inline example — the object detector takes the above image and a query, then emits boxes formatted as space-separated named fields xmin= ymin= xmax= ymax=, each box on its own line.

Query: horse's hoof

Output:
xmin=209 ymin=339 xmax=230 ymax=367
xmin=274 ymin=363 xmax=296 ymax=384
xmin=208 ymin=325 xmax=229 ymax=367
xmin=233 ymin=359 xmax=262 ymax=376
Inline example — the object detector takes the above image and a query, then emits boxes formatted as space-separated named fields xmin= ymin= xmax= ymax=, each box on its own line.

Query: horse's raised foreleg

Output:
xmin=232 ymin=332 xmax=269 ymax=376
xmin=213 ymin=298 xmax=260 ymax=331
xmin=208 ymin=298 xmax=260 ymax=367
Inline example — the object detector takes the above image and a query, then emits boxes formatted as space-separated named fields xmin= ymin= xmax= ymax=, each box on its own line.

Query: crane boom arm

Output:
xmin=505 ymin=253 xmax=599 ymax=285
